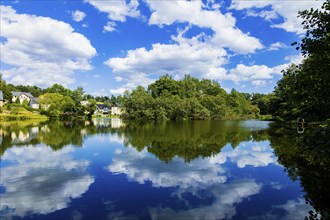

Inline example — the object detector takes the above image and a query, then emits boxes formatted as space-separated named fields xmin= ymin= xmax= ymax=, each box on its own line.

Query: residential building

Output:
xmin=111 ymin=102 xmax=123 ymax=115
xmin=0 ymin=91 xmax=3 ymax=107
xmin=96 ymin=104 xmax=110 ymax=114
xmin=11 ymin=92 xmax=39 ymax=109
xmin=30 ymin=98 xmax=40 ymax=109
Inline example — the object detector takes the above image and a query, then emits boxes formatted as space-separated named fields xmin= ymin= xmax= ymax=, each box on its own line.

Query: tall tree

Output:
xmin=273 ymin=1 xmax=330 ymax=121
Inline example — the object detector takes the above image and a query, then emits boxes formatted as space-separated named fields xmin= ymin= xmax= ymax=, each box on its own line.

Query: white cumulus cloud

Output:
xmin=268 ymin=42 xmax=287 ymax=51
xmin=146 ymin=0 xmax=263 ymax=54
xmin=72 ymin=10 xmax=86 ymax=22
xmin=105 ymin=30 xmax=228 ymax=94
xmin=0 ymin=6 xmax=96 ymax=87
xmin=86 ymin=0 xmax=140 ymax=31
xmin=103 ymin=21 xmax=117 ymax=32
xmin=230 ymin=0 xmax=323 ymax=34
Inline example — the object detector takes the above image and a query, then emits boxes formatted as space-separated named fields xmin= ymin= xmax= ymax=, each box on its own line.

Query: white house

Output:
xmin=96 ymin=104 xmax=110 ymax=114
xmin=11 ymin=92 xmax=39 ymax=109
xmin=0 ymin=91 xmax=3 ymax=107
xmin=111 ymin=102 xmax=123 ymax=115
xmin=29 ymin=98 xmax=40 ymax=109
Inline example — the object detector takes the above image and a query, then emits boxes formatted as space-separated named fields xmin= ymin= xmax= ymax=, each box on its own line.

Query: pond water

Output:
xmin=0 ymin=119 xmax=326 ymax=219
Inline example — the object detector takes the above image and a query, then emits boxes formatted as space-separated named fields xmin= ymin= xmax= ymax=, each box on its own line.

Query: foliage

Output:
xmin=123 ymin=75 xmax=259 ymax=121
xmin=0 ymin=73 xmax=13 ymax=101
xmin=85 ymin=99 xmax=97 ymax=118
xmin=273 ymin=1 xmax=330 ymax=121
xmin=251 ymin=93 xmax=275 ymax=115
xmin=38 ymin=93 xmax=75 ymax=117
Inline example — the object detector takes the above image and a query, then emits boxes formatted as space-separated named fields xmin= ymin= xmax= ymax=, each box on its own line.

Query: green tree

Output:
xmin=148 ymin=74 xmax=179 ymax=98
xmin=0 ymin=73 xmax=13 ymax=102
xmin=84 ymin=99 xmax=97 ymax=118
xmin=273 ymin=1 xmax=330 ymax=121
xmin=45 ymin=84 xmax=72 ymax=97
xmin=38 ymin=93 xmax=75 ymax=117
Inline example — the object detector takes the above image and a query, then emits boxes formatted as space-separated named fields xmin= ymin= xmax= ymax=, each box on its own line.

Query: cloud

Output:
xmin=92 ymin=88 xmax=108 ymax=97
xmin=230 ymin=0 xmax=323 ymax=34
xmin=268 ymin=42 xmax=287 ymax=51
xmin=252 ymin=80 xmax=267 ymax=86
xmin=146 ymin=0 xmax=263 ymax=54
xmin=85 ymin=0 xmax=140 ymax=31
xmin=246 ymin=9 xmax=279 ymax=21
xmin=0 ymin=146 xmax=94 ymax=218
xmin=228 ymin=54 xmax=304 ymax=84
xmin=103 ymin=21 xmax=117 ymax=32
xmin=105 ymin=30 xmax=228 ymax=94
xmin=72 ymin=10 xmax=86 ymax=22
xmin=109 ymin=87 xmax=130 ymax=96
xmin=0 ymin=6 xmax=96 ymax=87
xmin=229 ymin=64 xmax=276 ymax=83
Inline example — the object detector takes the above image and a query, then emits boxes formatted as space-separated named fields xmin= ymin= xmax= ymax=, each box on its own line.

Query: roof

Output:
xmin=0 ymin=91 xmax=3 ymax=101
xmin=30 ymin=98 xmax=39 ymax=104
xmin=112 ymin=102 xmax=122 ymax=107
xmin=12 ymin=91 xmax=34 ymax=98
xmin=96 ymin=104 xmax=110 ymax=109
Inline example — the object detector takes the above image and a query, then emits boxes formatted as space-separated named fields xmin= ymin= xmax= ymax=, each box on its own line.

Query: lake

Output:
xmin=0 ymin=119 xmax=327 ymax=219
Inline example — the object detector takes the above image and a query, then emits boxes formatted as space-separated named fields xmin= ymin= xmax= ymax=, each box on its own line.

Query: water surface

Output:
xmin=0 ymin=119 xmax=324 ymax=219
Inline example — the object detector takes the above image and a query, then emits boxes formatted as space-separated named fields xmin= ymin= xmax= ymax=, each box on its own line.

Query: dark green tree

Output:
xmin=273 ymin=1 xmax=330 ymax=121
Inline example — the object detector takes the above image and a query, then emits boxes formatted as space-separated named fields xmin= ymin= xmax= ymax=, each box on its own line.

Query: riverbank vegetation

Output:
xmin=0 ymin=105 xmax=48 ymax=121
xmin=122 ymin=75 xmax=260 ymax=120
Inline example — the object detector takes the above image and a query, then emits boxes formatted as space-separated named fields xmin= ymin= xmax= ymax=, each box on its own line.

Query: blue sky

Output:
xmin=0 ymin=0 xmax=324 ymax=96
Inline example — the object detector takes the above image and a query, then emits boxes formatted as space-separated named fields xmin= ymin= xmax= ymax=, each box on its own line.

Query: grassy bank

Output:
xmin=0 ymin=107 xmax=48 ymax=121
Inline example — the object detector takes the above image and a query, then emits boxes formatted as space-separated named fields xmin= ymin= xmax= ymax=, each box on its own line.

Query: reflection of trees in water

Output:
xmin=0 ymin=119 xmax=121 ymax=154
xmin=270 ymin=127 xmax=330 ymax=220
xmin=114 ymin=121 xmax=256 ymax=163
xmin=0 ymin=120 xmax=100 ymax=154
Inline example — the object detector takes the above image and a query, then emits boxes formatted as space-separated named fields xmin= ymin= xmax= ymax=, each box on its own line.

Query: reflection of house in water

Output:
xmin=11 ymin=127 xmax=39 ymax=144
xmin=41 ymin=125 xmax=50 ymax=133
xmin=93 ymin=118 xmax=112 ymax=127
xmin=0 ymin=128 xmax=3 ymax=146
xmin=111 ymin=118 xmax=124 ymax=128
xmin=92 ymin=118 xmax=124 ymax=128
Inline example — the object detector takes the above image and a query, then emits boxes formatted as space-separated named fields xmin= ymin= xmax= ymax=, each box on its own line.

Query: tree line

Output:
xmin=0 ymin=78 xmax=122 ymax=118
xmin=122 ymin=75 xmax=262 ymax=120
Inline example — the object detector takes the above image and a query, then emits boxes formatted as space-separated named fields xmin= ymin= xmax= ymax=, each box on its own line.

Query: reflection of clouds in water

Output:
xmin=275 ymin=198 xmax=317 ymax=220
xmin=249 ymin=198 xmax=317 ymax=220
xmin=0 ymin=146 xmax=94 ymax=217
xmin=108 ymin=146 xmax=263 ymax=220
xmin=109 ymin=133 xmax=125 ymax=145
xmin=108 ymin=147 xmax=227 ymax=189
xmin=210 ymin=144 xmax=278 ymax=168
xmin=150 ymin=179 xmax=262 ymax=220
